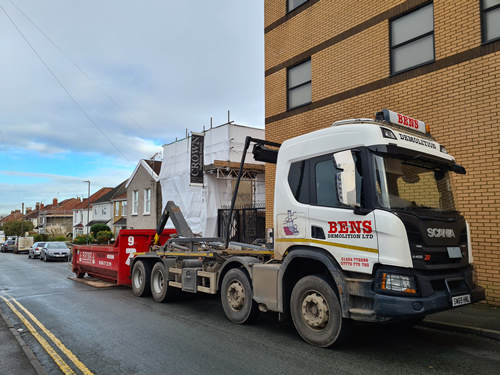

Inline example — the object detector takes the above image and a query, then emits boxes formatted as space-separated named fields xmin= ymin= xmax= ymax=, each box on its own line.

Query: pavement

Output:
xmin=0 ymin=303 xmax=498 ymax=374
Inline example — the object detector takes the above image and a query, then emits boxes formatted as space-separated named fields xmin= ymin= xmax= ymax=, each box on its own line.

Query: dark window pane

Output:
xmin=288 ymin=161 xmax=309 ymax=203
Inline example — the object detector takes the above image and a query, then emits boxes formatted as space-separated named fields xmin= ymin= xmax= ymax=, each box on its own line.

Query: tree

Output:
xmin=90 ymin=223 xmax=110 ymax=236
xmin=3 ymin=221 xmax=34 ymax=237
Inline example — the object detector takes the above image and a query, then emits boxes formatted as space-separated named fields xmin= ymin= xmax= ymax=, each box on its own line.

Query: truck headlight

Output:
xmin=377 ymin=273 xmax=418 ymax=295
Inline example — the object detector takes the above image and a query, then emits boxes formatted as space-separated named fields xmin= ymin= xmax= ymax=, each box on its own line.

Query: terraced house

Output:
xmin=264 ymin=0 xmax=500 ymax=304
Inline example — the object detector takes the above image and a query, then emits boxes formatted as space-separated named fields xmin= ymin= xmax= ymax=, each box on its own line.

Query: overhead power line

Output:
xmin=0 ymin=5 xmax=130 ymax=162
xmin=7 ymin=0 xmax=156 ymax=142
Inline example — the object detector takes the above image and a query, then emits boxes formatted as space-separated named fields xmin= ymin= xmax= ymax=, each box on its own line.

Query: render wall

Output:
xmin=127 ymin=166 xmax=161 ymax=230
xmin=264 ymin=0 xmax=500 ymax=304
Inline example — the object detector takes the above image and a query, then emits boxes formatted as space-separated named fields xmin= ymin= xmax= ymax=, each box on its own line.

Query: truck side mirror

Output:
xmin=333 ymin=150 xmax=358 ymax=207
xmin=451 ymin=164 xmax=466 ymax=175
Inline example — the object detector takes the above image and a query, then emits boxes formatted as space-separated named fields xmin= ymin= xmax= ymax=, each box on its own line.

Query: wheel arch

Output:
xmin=279 ymin=246 xmax=349 ymax=317
xmin=217 ymin=256 xmax=263 ymax=292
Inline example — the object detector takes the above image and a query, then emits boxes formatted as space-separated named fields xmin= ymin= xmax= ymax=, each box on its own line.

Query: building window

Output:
xmin=115 ymin=203 xmax=120 ymax=216
xmin=288 ymin=0 xmax=308 ymax=12
xmin=144 ymin=188 xmax=151 ymax=214
xmin=287 ymin=59 xmax=311 ymax=110
xmin=122 ymin=201 xmax=127 ymax=216
xmin=132 ymin=191 xmax=138 ymax=215
xmin=482 ymin=0 xmax=500 ymax=43
xmin=102 ymin=206 xmax=107 ymax=215
xmin=390 ymin=3 xmax=434 ymax=75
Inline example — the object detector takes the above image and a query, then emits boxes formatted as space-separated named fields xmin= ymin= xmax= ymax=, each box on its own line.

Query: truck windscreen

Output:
xmin=372 ymin=153 xmax=456 ymax=212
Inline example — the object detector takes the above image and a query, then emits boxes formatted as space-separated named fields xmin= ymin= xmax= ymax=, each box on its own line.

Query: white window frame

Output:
xmin=144 ymin=188 xmax=151 ymax=215
xmin=287 ymin=59 xmax=312 ymax=110
xmin=481 ymin=0 xmax=500 ymax=43
xmin=115 ymin=202 xmax=120 ymax=216
xmin=122 ymin=201 xmax=127 ymax=216
xmin=132 ymin=191 xmax=138 ymax=215
xmin=390 ymin=3 xmax=435 ymax=75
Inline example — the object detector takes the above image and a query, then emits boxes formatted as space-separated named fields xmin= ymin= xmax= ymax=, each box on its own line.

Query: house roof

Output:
xmin=86 ymin=219 xmax=110 ymax=227
xmin=94 ymin=180 xmax=127 ymax=204
xmin=74 ymin=188 xmax=113 ymax=210
xmin=114 ymin=217 xmax=127 ymax=226
xmin=0 ymin=210 xmax=23 ymax=224
xmin=126 ymin=160 xmax=162 ymax=189
xmin=40 ymin=198 xmax=82 ymax=216
xmin=23 ymin=209 xmax=40 ymax=220
xmin=144 ymin=160 xmax=162 ymax=176
xmin=112 ymin=192 xmax=127 ymax=201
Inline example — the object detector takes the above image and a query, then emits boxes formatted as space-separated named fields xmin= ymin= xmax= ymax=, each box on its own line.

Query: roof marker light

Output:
xmin=381 ymin=127 xmax=397 ymax=140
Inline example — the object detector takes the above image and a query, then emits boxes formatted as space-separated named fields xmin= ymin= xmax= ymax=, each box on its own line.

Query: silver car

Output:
xmin=40 ymin=242 xmax=70 ymax=262
xmin=28 ymin=242 xmax=47 ymax=259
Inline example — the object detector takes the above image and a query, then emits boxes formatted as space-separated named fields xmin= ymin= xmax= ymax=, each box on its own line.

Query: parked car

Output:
xmin=28 ymin=242 xmax=47 ymax=259
xmin=0 ymin=240 xmax=17 ymax=253
xmin=40 ymin=242 xmax=70 ymax=262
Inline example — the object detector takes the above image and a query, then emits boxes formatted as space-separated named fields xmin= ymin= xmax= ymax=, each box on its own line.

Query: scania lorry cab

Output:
xmin=261 ymin=109 xmax=484 ymax=344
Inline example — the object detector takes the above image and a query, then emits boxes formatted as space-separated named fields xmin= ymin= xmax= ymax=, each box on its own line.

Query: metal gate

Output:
xmin=218 ymin=205 xmax=266 ymax=244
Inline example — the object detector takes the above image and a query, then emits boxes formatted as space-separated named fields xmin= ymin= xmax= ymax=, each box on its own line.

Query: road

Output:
xmin=1 ymin=252 xmax=499 ymax=375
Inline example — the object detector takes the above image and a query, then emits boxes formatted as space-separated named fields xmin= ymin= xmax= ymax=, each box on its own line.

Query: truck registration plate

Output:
xmin=452 ymin=294 xmax=471 ymax=307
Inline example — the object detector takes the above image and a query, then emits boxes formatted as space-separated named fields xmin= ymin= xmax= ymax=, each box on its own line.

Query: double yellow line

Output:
xmin=0 ymin=294 xmax=93 ymax=375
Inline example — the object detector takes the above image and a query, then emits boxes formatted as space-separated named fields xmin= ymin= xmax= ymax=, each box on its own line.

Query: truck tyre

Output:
xmin=221 ymin=268 xmax=259 ymax=324
xmin=290 ymin=274 xmax=351 ymax=347
xmin=151 ymin=262 xmax=180 ymax=303
xmin=132 ymin=260 xmax=152 ymax=297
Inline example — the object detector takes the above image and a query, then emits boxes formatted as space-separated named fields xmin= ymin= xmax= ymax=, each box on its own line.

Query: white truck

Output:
xmin=129 ymin=109 xmax=485 ymax=347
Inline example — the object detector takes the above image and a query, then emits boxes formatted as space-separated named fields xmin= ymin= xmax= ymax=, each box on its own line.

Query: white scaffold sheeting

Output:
xmin=159 ymin=124 xmax=265 ymax=237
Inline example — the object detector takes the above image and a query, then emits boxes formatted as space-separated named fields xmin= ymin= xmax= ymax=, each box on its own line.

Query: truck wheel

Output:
xmin=221 ymin=268 xmax=259 ymax=324
xmin=290 ymin=274 xmax=351 ymax=347
xmin=132 ymin=261 xmax=152 ymax=297
xmin=151 ymin=262 xmax=180 ymax=303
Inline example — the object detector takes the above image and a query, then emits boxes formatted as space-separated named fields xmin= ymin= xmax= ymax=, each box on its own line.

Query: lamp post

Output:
xmin=83 ymin=180 xmax=90 ymax=244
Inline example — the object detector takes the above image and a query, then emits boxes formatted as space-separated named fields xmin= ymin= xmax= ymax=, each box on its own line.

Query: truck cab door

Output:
xmin=308 ymin=151 xmax=378 ymax=274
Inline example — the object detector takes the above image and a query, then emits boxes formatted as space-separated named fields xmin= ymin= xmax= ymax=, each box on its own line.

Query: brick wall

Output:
xmin=265 ymin=0 xmax=500 ymax=304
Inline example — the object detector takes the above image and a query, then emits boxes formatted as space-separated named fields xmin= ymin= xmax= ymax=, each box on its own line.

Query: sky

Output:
xmin=0 ymin=0 xmax=265 ymax=217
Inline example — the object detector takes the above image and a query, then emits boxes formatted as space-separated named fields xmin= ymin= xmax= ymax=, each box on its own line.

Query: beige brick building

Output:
xmin=264 ymin=0 xmax=500 ymax=304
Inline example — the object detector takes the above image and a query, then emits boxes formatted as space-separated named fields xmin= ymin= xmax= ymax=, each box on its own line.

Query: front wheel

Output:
xmin=151 ymin=262 xmax=180 ymax=303
xmin=221 ymin=268 xmax=259 ymax=324
xmin=132 ymin=261 xmax=152 ymax=297
xmin=290 ymin=274 xmax=351 ymax=347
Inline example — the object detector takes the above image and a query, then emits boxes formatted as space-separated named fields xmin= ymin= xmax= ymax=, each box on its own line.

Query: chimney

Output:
xmin=36 ymin=202 xmax=40 ymax=210
xmin=53 ymin=198 xmax=58 ymax=206
xmin=40 ymin=203 xmax=44 ymax=210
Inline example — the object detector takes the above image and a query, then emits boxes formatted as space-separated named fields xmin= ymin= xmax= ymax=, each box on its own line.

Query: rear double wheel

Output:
xmin=290 ymin=274 xmax=352 ymax=347
xmin=131 ymin=260 xmax=152 ymax=297
xmin=221 ymin=268 xmax=259 ymax=324
xmin=151 ymin=262 xmax=180 ymax=302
